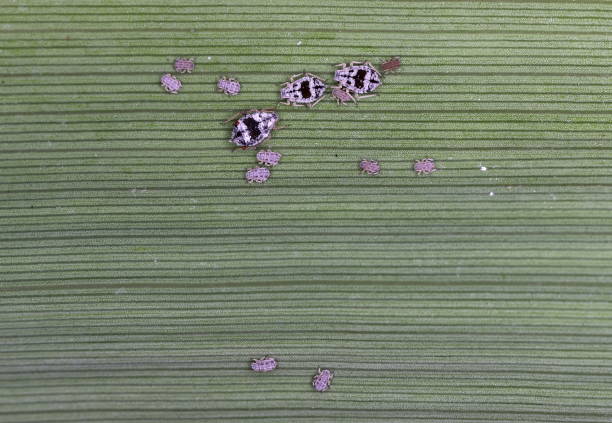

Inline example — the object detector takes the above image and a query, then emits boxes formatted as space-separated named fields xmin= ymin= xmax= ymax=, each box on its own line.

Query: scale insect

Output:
xmin=174 ymin=58 xmax=195 ymax=73
xmin=250 ymin=356 xmax=278 ymax=372
xmin=256 ymin=150 xmax=282 ymax=167
xmin=334 ymin=61 xmax=381 ymax=99
xmin=245 ymin=167 xmax=271 ymax=184
xmin=312 ymin=368 xmax=334 ymax=392
xmin=160 ymin=73 xmax=182 ymax=94
xmin=227 ymin=109 xmax=280 ymax=149
xmin=359 ymin=159 xmax=380 ymax=175
xmin=217 ymin=76 xmax=241 ymax=96
xmin=414 ymin=158 xmax=437 ymax=175
xmin=280 ymin=72 xmax=327 ymax=107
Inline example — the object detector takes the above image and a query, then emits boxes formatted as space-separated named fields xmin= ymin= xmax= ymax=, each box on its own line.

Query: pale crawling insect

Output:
xmin=312 ymin=368 xmax=334 ymax=392
xmin=160 ymin=73 xmax=182 ymax=94
xmin=331 ymin=86 xmax=356 ymax=105
xmin=245 ymin=167 xmax=271 ymax=184
xmin=227 ymin=109 xmax=280 ymax=149
xmin=380 ymin=56 xmax=401 ymax=73
xmin=414 ymin=158 xmax=437 ymax=175
xmin=250 ymin=356 xmax=278 ymax=372
xmin=280 ymin=72 xmax=327 ymax=107
xmin=256 ymin=150 xmax=282 ymax=167
xmin=217 ymin=76 xmax=241 ymax=96
xmin=359 ymin=159 xmax=380 ymax=175
xmin=334 ymin=61 xmax=381 ymax=99
xmin=174 ymin=58 xmax=195 ymax=73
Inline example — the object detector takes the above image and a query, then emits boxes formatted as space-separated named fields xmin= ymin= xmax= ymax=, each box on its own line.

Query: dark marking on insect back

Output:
xmin=354 ymin=69 xmax=367 ymax=89
xmin=243 ymin=117 xmax=261 ymax=140
xmin=299 ymin=80 xmax=312 ymax=99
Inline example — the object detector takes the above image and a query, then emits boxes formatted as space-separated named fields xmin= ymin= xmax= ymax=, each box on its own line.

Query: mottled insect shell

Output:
xmin=218 ymin=77 xmax=241 ymax=96
xmin=312 ymin=368 xmax=334 ymax=392
xmin=174 ymin=58 xmax=195 ymax=73
xmin=256 ymin=150 xmax=282 ymax=167
xmin=359 ymin=159 xmax=380 ymax=175
xmin=230 ymin=110 xmax=279 ymax=148
xmin=245 ymin=167 xmax=271 ymax=184
xmin=160 ymin=73 xmax=182 ymax=94
xmin=334 ymin=62 xmax=382 ymax=95
xmin=381 ymin=57 xmax=401 ymax=73
xmin=280 ymin=73 xmax=327 ymax=107
xmin=251 ymin=356 xmax=278 ymax=372
xmin=414 ymin=158 xmax=437 ymax=175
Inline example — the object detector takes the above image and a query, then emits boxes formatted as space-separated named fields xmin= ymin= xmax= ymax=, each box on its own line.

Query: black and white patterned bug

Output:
xmin=280 ymin=72 xmax=327 ymax=107
xmin=227 ymin=109 xmax=279 ymax=149
xmin=334 ymin=61 xmax=381 ymax=99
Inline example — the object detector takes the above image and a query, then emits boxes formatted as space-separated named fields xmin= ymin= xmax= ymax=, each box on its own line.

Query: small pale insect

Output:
xmin=280 ymin=72 xmax=327 ymax=107
xmin=359 ymin=159 xmax=380 ymax=175
xmin=218 ymin=77 xmax=241 ymax=96
xmin=312 ymin=368 xmax=334 ymax=392
xmin=414 ymin=158 xmax=437 ymax=175
xmin=334 ymin=61 xmax=382 ymax=96
xmin=160 ymin=73 xmax=182 ymax=94
xmin=245 ymin=167 xmax=271 ymax=184
xmin=251 ymin=356 xmax=278 ymax=372
xmin=174 ymin=58 xmax=195 ymax=73
xmin=229 ymin=110 xmax=279 ymax=148
xmin=256 ymin=150 xmax=282 ymax=167
xmin=331 ymin=86 xmax=356 ymax=105
xmin=381 ymin=57 xmax=401 ymax=73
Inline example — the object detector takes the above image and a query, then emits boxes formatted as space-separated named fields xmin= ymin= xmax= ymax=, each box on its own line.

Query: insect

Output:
xmin=245 ymin=167 xmax=271 ymax=184
xmin=334 ymin=61 xmax=381 ymax=99
xmin=174 ymin=58 xmax=195 ymax=73
xmin=217 ymin=77 xmax=241 ymax=96
xmin=312 ymin=368 xmax=334 ymax=392
xmin=380 ymin=57 xmax=401 ymax=73
xmin=160 ymin=73 xmax=182 ymax=94
xmin=331 ymin=86 xmax=356 ymax=105
xmin=280 ymin=72 xmax=327 ymax=107
xmin=414 ymin=158 xmax=437 ymax=175
xmin=359 ymin=159 xmax=380 ymax=175
xmin=250 ymin=356 xmax=278 ymax=372
xmin=256 ymin=150 xmax=282 ymax=167
xmin=228 ymin=109 xmax=280 ymax=149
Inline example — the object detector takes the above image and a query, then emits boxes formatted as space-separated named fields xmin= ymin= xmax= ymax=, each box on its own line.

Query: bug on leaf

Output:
xmin=217 ymin=77 xmax=241 ymax=96
xmin=256 ymin=150 xmax=282 ymax=167
xmin=331 ymin=86 xmax=356 ymax=105
xmin=334 ymin=61 xmax=381 ymax=99
xmin=245 ymin=167 xmax=271 ymax=184
xmin=312 ymin=368 xmax=334 ymax=392
xmin=251 ymin=356 xmax=278 ymax=372
xmin=160 ymin=73 xmax=182 ymax=94
xmin=414 ymin=158 xmax=437 ymax=175
xmin=380 ymin=57 xmax=401 ymax=73
xmin=174 ymin=58 xmax=195 ymax=73
xmin=359 ymin=159 xmax=380 ymax=175
xmin=227 ymin=109 xmax=280 ymax=149
xmin=280 ymin=72 xmax=327 ymax=107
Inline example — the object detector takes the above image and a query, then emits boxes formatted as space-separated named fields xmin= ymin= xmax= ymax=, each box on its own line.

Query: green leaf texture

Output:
xmin=1 ymin=1 xmax=612 ymax=422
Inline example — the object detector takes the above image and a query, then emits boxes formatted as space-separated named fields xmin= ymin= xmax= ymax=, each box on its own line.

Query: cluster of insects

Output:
xmin=245 ymin=149 xmax=283 ymax=184
xmin=161 ymin=58 xmax=242 ymax=96
xmin=250 ymin=356 xmax=334 ymax=392
xmin=359 ymin=158 xmax=438 ymax=176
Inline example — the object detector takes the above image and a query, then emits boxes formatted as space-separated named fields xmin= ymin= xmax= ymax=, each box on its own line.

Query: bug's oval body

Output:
xmin=256 ymin=150 xmax=282 ymax=167
xmin=359 ymin=159 xmax=380 ymax=175
xmin=381 ymin=57 xmax=401 ymax=73
xmin=218 ymin=77 xmax=241 ymax=96
xmin=414 ymin=158 xmax=437 ymax=175
xmin=312 ymin=368 xmax=333 ymax=392
xmin=160 ymin=73 xmax=182 ymax=94
xmin=331 ymin=87 xmax=355 ymax=105
xmin=251 ymin=356 xmax=278 ymax=372
xmin=245 ymin=167 xmax=271 ymax=184
xmin=280 ymin=73 xmax=326 ymax=106
xmin=230 ymin=110 xmax=279 ymax=148
xmin=174 ymin=58 xmax=195 ymax=73
xmin=334 ymin=62 xmax=381 ymax=94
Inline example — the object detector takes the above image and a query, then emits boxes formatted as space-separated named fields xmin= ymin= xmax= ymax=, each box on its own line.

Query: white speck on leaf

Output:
xmin=489 ymin=192 xmax=495 ymax=196
xmin=207 ymin=56 xmax=212 ymax=60
xmin=480 ymin=165 xmax=487 ymax=171
xmin=297 ymin=40 xmax=302 ymax=46
xmin=115 ymin=287 xmax=127 ymax=295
